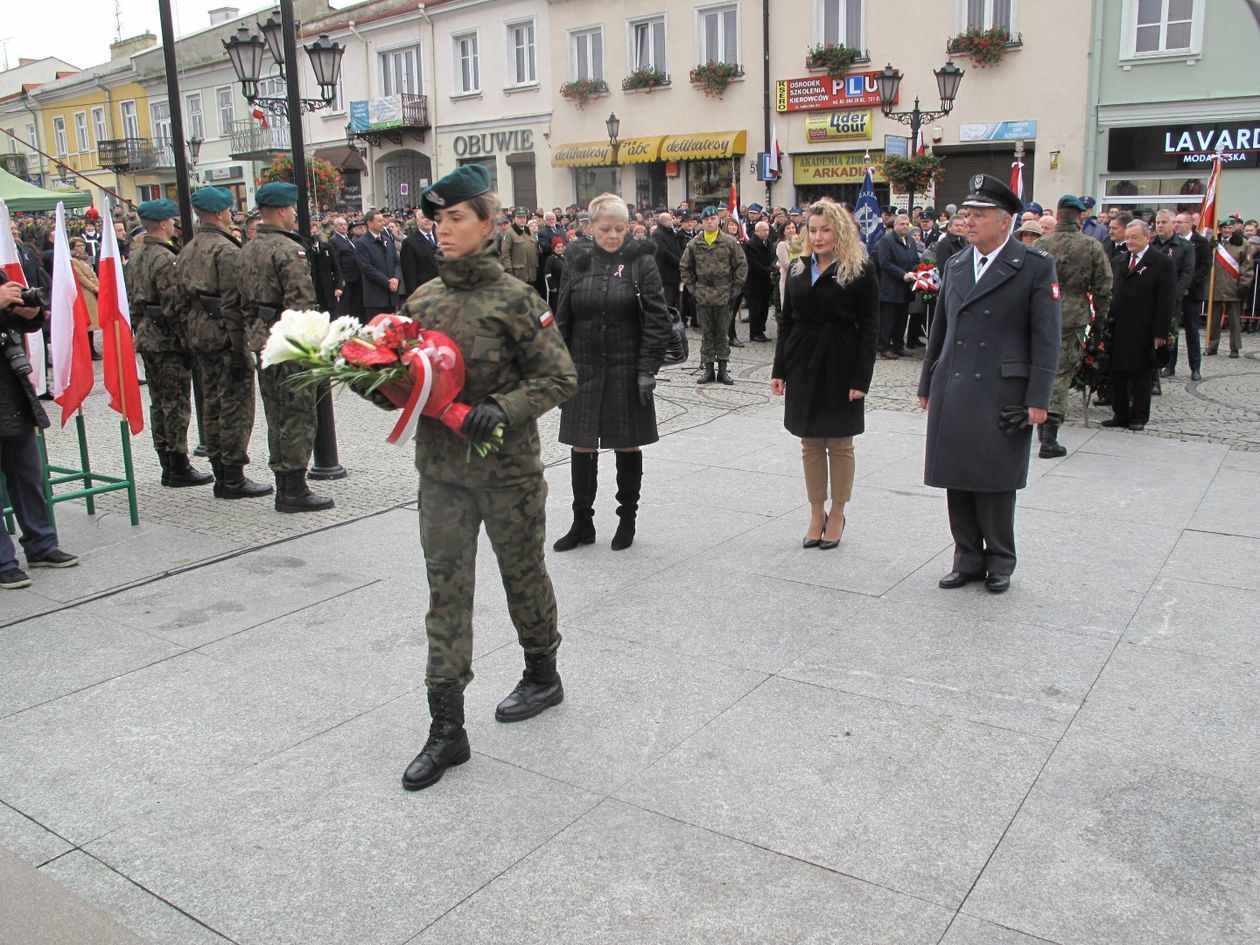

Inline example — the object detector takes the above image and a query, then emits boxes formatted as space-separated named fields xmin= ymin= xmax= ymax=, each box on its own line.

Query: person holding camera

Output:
xmin=0 ymin=275 xmax=78 ymax=589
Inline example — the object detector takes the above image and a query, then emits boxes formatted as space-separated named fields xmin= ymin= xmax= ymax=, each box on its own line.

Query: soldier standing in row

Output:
xmin=177 ymin=186 xmax=272 ymax=500
xmin=238 ymin=183 xmax=334 ymax=513
xmin=499 ymin=206 xmax=540 ymax=290
xmin=680 ymin=206 xmax=747 ymax=385
xmin=125 ymin=199 xmax=213 ymax=488
xmin=1035 ymin=195 xmax=1113 ymax=458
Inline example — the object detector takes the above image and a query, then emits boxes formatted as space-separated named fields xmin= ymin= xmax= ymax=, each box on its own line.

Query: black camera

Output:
xmin=1 ymin=327 xmax=32 ymax=376
xmin=16 ymin=286 xmax=46 ymax=309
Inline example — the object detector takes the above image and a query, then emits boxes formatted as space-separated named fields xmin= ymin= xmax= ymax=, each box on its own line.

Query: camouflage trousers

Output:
xmin=419 ymin=474 xmax=561 ymax=692
xmin=139 ymin=351 xmax=193 ymax=454
xmin=197 ymin=349 xmax=256 ymax=466
xmin=1050 ymin=326 xmax=1086 ymax=417
xmin=257 ymin=361 xmax=317 ymax=473
xmin=697 ymin=303 xmax=732 ymax=362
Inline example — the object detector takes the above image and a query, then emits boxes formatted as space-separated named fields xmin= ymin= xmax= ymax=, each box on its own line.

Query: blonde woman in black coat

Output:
xmin=554 ymin=193 xmax=673 ymax=551
xmin=770 ymin=199 xmax=879 ymax=550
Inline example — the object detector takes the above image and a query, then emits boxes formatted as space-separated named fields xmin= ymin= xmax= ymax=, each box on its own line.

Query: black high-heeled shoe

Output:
xmin=802 ymin=513 xmax=826 ymax=549
xmin=818 ymin=512 xmax=846 ymax=550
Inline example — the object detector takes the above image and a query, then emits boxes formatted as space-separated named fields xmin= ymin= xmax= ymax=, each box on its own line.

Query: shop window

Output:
xmin=575 ymin=166 xmax=617 ymax=207
xmin=454 ymin=32 xmax=480 ymax=94
xmin=686 ymin=159 xmax=732 ymax=208
xmin=570 ymin=26 xmax=604 ymax=81
xmin=697 ymin=4 xmax=738 ymax=66
xmin=819 ymin=0 xmax=863 ymax=48
xmin=458 ymin=157 xmax=498 ymax=194
xmin=956 ymin=0 xmax=1014 ymax=32
xmin=629 ymin=16 xmax=667 ymax=73
xmin=507 ymin=20 xmax=537 ymax=86
xmin=1120 ymin=0 xmax=1202 ymax=60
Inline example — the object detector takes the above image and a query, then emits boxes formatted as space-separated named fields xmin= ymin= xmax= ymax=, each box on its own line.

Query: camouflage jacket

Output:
xmin=176 ymin=225 xmax=244 ymax=354
xmin=1036 ymin=222 xmax=1113 ymax=330
xmin=680 ymin=230 xmax=748 ymax=306
xmin=125 ymin=239 xmax=190 ymax=354
xmin=400 ymin=246 xmax=577 ymax=487
xmin=238 ymin=224 xmax=316 ymax=352
xmin=499 ymin=225 xmax=539 ymax=282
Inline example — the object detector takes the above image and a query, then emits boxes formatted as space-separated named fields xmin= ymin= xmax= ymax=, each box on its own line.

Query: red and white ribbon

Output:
xmin=386 ymin=346 xmax=434 ymax=446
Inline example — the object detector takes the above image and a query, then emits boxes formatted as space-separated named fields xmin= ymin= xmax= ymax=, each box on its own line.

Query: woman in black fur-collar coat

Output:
xmin=553 ymin=194 xmax=673 ymax=552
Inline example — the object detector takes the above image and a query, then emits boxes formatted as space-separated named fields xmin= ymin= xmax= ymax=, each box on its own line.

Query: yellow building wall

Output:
xmin=36 ymin=80 xmax=152 ymax=206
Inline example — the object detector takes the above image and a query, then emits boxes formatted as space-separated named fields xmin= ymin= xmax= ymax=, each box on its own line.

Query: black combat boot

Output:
xmin=209 ymin=458 xmax=224 ymax=498
xmin=274 ymin=470 xmax=335 ymax=513
xmin=157 ymin=451 xmax=171 ymax=486
xmin=164 ymin=452 xmax=214 ymax=487
xmin=697 ymin=362 xmax=716 ymax=385
xmin=402 ymin=686 xmax=472 ymax=791
xmin=716 ymin=360 xmax=735 ymax=385
xmin=495 ymin=651 xmax=564 ymax=722
xmin=1039 ymin=413 xmax=1068 ymax=459
xmin=220 ymin=464 xmax=274 ymax=499
xmin=611 ymin=450 xmax=642 ymax=551
xmin=553 ymin=451 xmax=597 ymax=551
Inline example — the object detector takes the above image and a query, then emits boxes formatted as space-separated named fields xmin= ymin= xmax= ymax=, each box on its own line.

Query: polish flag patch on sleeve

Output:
xmin=1050 ymin=282 xmax=1061 ymax=301
xmin=538 ymin=310 xmax=554 ymax=328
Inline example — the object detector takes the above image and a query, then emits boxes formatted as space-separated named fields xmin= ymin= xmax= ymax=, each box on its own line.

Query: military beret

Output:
xmin=420 ymin=163 xmax=492 ymax=220
xmin=1081 ymin=196 xmax=1097 ymax=209
xmin=255 ymin=182 xmax=299 ymax=208
xmin=700 ymin=206 xmax=719 ymax=219
xmin=747 ymin=203 xmax=763 ymax=213
xmin=961 ymin=174 xmax=1023 ymax=216
xmin=136 ymin=198 xmax=179 ymax=221
xmin=191 ymin=186 xmax=235 ymax=213
xmin=1057 ymin=195 xmax=1088 ymax=211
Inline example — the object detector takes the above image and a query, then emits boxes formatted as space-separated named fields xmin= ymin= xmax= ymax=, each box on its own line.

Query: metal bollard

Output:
xmin=308 ymin=380 xmax=347 ymax=480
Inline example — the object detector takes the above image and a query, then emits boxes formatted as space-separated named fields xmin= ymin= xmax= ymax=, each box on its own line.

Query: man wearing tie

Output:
xmin=328 ymin=217 xmax=362 ymax=317
xmin=401 ymin=209 xmax=440 ymax=296
xmin=354 ymin=209 xmax=402 ymax=318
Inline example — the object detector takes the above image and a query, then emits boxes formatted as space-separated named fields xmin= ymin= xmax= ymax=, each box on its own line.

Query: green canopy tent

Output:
xmin=0 ymin=167 xmax=92 ymax=211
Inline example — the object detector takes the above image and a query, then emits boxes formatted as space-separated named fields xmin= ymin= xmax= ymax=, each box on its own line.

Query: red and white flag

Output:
xmin=49 ymin=201 xmax=95 ymax=425
xmin=0 ymin=200 xmax=47 ymax=396
xmin=252 ymin=107 xmax=269 ymax=130
xmin=728 ymin=182 xmax=745 ymax=241
xmin=1215 ymin=242 xmax=1241 ymax=280
xmin=1199 ymin=150 xmax=1222 ymax=236
xmin=1009 ymin=159 xmax=1024 ymax=205
xmin=96 ymin=208 xmax=144 ymax=434
xmin=767 ymin=123 xmax=783 ymax=178
xmin=915 ymin=127 xmax=926 ymax=156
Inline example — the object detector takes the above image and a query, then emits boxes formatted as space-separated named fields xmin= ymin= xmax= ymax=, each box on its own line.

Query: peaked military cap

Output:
xmin=1081 ymin=196 xmax=1097 ymax=208
xmin=136 ymin=198 xmax=179 ymax=221
xmin=789 ymin=206 xmax=803 ymax=214
xmin=255 ymin=182 xmax=299 ymax=207
xmin=1056 ymin=195 xmax=1088 ymax=211
xmin=961 ymin=175 xmax=1022 ymax=215
xmin=191 ymin=186 xmax=235 ymax=213
xmin=700 ymin=206 xmax=719 ymax=219
xmin=420 ymin=163 xmax=492 ymax=219
xmin=747 ymin=203 xmax=763 ymax=213
xmin=512 ymin=206 xmax=529 ymax=217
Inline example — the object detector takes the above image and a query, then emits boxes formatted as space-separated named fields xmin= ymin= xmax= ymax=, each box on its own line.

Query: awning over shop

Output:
xmin=0 ymin=168 xmax=92 ymax=211
xmin=312 ymin=145 xmax=368 ymax=173
xmin=552 ymin=135 xmax=665 ymax=167
xmin=660 ymin=130 xmax=747 ymax=161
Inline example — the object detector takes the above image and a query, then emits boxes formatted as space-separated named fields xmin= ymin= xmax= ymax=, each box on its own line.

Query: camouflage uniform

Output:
xmin=176 ymin=224 xmax=255 ymax=466
xmin=498 ymin=224 xmax=539 ymax=286
xmin=680 ymin=230 xmax=747 ymax=362
xmin=398 ymin=246 xmax=577 ymax=691
xmin=1037 ymin=221 xmax=1113 ymax=415
xmin=125 ymin=238 xmax=194 ymax=454
xmin=238 ymin=224 xmax=318 ymax=473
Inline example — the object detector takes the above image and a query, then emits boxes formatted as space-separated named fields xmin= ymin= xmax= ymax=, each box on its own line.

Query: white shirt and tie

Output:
xmin=973 ymin=236 xmax=1011 ymax=284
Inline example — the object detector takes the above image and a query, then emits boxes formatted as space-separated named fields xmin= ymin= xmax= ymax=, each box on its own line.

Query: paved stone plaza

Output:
xmin=2 ymin=334 xmax=1258 ymax=944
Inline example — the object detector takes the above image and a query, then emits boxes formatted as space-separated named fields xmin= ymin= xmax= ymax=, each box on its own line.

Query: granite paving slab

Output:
xmin=615 ymin=676 xmax=1053 ymax=907
xmin=1187 ymin=467 xmax=1260 ymax=538
xmin=1124 ymin=577 xmax=1260 ymax=662
xmin=0 ymin=585 xmax=63 ymax=625
xmin=1160 ymin=529 xmax=1260 ymax=591
xmin=85 ymin=713 xmax=599 ymax=945
xmin=1075 ymin=428 xmax=1228 ymax=467
xmin=0 ymin=800 xmax=73 ymax=868
xmin=408 ymin=799 xmax=953 ymax=945
xmin=670 ymin=462 xmax=810 ymax=517
xmin=940 ymin=915 xmax=1063 ymax=944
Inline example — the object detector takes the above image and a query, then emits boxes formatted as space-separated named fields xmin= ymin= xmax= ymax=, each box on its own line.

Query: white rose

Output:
xmin=278 ymin=309 xmax=331 ymax=350
xmin=260 ymin=325 xmax=305 ymax=367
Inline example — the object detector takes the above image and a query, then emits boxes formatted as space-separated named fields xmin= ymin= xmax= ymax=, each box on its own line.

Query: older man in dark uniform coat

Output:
xmin=917 ymin=175 xmax=1061 ymax=594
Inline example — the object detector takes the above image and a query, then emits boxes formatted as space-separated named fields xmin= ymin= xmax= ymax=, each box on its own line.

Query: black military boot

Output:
xmin=274 ymin=470 xmax=335 ymax=513
xmin=697 ymin=362 xmax=716 ymax=385
xmin=164 ymin=452 xmax=214 ymax=488
xmin=1039 ymin=413 xmax=1068 ymax=459
xmin=611 ymin=450 xmax=642 ymax=551
xmin=716 ymin=360 xmax=735 ymax=385
xmin=495 ymin=651 xmax=564 ymax=722
xmin=402 ymin=686 xmax=471 ymax=791
xmin=553 ymin=451 xmax=597 ymax=551
xmin=157 ymin=451 xmax=171 ymax=486
xmin=220 ymin=464 xmax=274 ymax=499
xmin=209 ymin=458 xmax=225 ymax=498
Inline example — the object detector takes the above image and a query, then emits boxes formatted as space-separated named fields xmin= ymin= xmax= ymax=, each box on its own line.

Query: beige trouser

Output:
xmin=801 ymin=437 xmax=855 ymax=505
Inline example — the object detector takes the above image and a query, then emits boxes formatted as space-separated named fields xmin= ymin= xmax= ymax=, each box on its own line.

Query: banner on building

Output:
xmin=804 ymin=110 xmax=874 ymax=143
xmin=775 ymin=72 xmax=892 ymax=113
xmin=793 ymin=151 xmax=887 ymax=184
xmin=349 ymin=97 xmax=404 ymax=132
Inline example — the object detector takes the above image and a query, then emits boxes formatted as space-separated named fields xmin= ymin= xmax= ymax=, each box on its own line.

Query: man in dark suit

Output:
xmin=652 ymin=212 xmax=685 ymax=311
xmin=1102 ymin=220 xmax=1176 ymax=432
xmin=917 ymin=175 xmax=1061 ymax=594
xmin=872 ymin=212 xmax=920 ymax=357
xmin=308 ymin=220 xmax=343 ymax=313
xmin=742 ymin=220 xmax=776 ymax=342
xmin=354 ymin=208 xmax=402 ymax=318
xmin=400 ymin=210 xmax=439 ymax=296
xmin=328 ymin=216 xmax=362 ymax=317
xmin=1173 ymin=211 xmax=1210 ymax=380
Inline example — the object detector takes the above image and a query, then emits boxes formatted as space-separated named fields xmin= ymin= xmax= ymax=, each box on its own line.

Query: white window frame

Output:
xmin=954 ymin=0 xmax=1017 ymax=33
xmin=1119 ymin=0 xmax=1204 ymax=62
xmin=184 ymin=92 xmax=205 ymax=140
xmin=628 ymin=14 xmax=668 ymax=74
xmin=256 ymin=76 xmax=286 ymax=100
xmin=53 ymin=117 xmax=68 ymax=155
xmin=25 ymin=122 xmax=37 ymax=148
xmin=816 ymin=0 xmax=865 ymax=49
xmin=120 ymin=100 xmax=139 ymax=139
xmin=216 ymin=86 xmax=235 ymax=136
xmin=380 ymin=46 xmax=423 ymax=97
xmin=325 ymin=75 xmax=344 ymax=113
xmin=91 ymin=106 xmax=107 ymax=145
xmin=73 ymin=112 xmax=89 ymax=153
xmin=569 ymin=26 xmax=604 ymax=82
xmin=696 ymin=3 xmax=740 ymax=66
xmin=506 ymin=18 xmax=537 ymax=87
xmin=453 ymin=31 xmax=481 ymax=95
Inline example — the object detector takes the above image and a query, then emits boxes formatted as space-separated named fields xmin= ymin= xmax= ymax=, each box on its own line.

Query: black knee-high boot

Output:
xmin=611 ymin=450 xmax=643 ymax=551
xmin=553 ymin=450 xmax=597 ymax=551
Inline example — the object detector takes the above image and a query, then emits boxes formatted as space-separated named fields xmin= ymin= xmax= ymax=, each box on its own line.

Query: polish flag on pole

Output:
xmin=96 ymin=207 xmax=144 ymax=434
xmin=0 ymin=200 xmax=47 ymax=395
xmin=1009 ymin=158 xmax=1025 ymax=206
xmin=729 ymin=181 xmax=745 ymax=241
xmin=49 ymin=201 xmax=95 ymax=424
xmin=767 ymin=123 xmax=783 ymax=178
xmin=915 ymin=127 xmax=926 ymax=156
xmin=1199 ymin=149 xmax=1222 ymax=237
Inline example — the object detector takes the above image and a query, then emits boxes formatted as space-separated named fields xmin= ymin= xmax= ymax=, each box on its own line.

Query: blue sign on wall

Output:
xmin=959 ymin=121 xmax=1038 ymax=142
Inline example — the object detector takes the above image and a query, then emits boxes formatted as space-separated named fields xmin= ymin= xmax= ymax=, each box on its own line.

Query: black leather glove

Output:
xmin=637 ymin=372 xmax=656 ymax=406
xmin=229 ymin=350 xmax=251 ymax=384
xmin=461 ymin=401 xmax=508 ymax=443
xmin=998 ymin=405 xmax=1030 ymax=434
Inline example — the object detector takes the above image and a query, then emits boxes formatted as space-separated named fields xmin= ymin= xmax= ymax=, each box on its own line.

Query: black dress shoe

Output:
xmin=728 ymin=336 xmax=745 ymax=348
xmin=802 ymin=536 xmax=821 ymax=549
xmin=939 ymin=570 xmax=983 ymax=589
xmin=750 ymin=333 xmax=771 ymax=342
xmin=985 ymin=573 xmax=1010 ymax=593
xmin=1128 ymin=423 xmax=1146 ymax=431
xmin=1191 ymin=369 xmax=1202 ymax=381
xmin=1099 ymin=417 xmax=1128 ymax=428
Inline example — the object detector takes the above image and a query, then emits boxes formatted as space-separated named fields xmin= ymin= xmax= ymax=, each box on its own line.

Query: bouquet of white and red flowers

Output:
xmin=260 ymin=309 xmax=503 ymax=456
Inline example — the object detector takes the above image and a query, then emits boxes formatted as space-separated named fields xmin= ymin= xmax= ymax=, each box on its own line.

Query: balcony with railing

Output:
xmin=346 ymin=93 xmax=430 ymax=146
xmin=97 ymin=138 xmax=157 ymax=172
xmin=229 ymin=119 xmax=292 ymax=160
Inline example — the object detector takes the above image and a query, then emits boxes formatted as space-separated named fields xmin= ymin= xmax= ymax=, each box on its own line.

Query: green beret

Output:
xmin=136 ymin=198 xmax=179 ymax=221
xmin=1057 ymin=195 xmax=1088 ymax=211
xmin=255 ymin=182 xmax=299 ymax=208
xmin=420 ymin=164 xmax=492 ymax=220
xmin=191 ymin=186 xmax=235 ymax=213
xmin=700 ymin=206 xmax=719 ymax=219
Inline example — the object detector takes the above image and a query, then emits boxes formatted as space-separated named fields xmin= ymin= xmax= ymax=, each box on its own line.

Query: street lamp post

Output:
xmin=606 ymin=112 xmax=621 ymax=180
xmin=875 ymin=60 xmax=964 ymax=213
